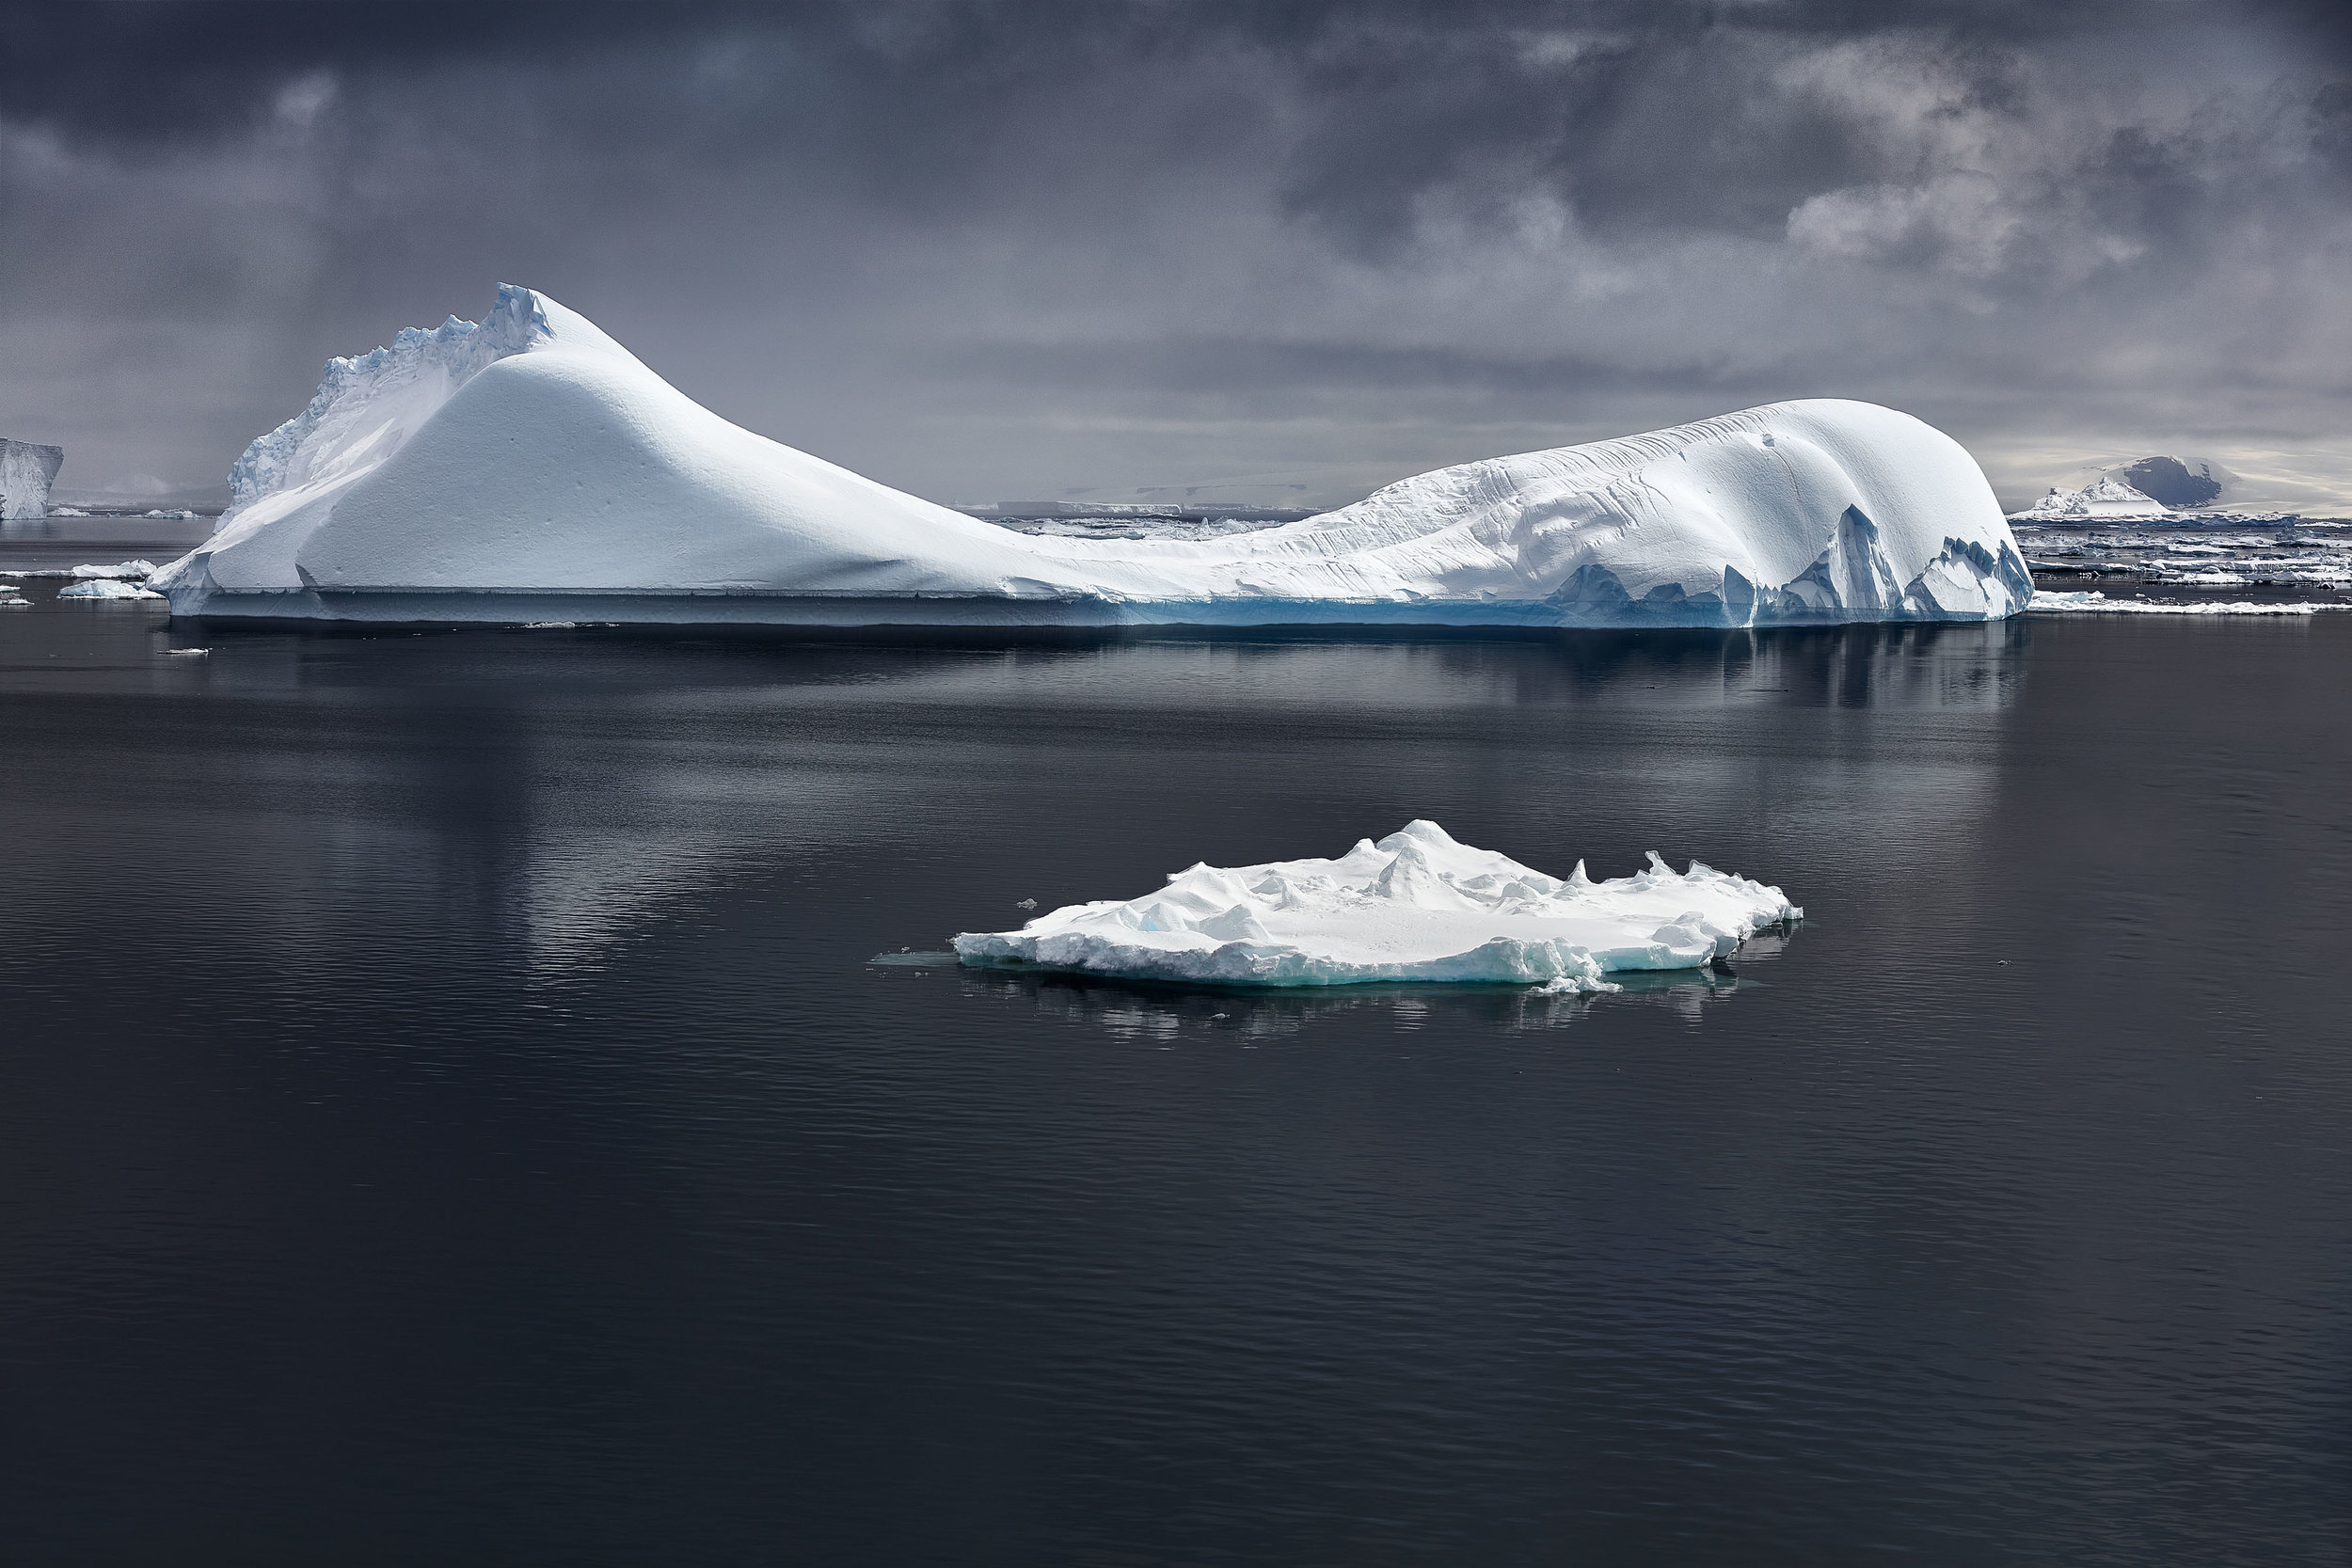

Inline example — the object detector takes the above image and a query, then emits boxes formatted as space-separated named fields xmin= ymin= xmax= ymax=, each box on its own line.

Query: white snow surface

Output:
xmin=155 ymin=285 xmax=2030 ymax=626
xmin=2010 ymin=477 xmax=2171 ymax=523
xmin=953 ymin=820 xmax=1802 ymax=988
xmin=69 ymin=560 xmax=159 ymax=579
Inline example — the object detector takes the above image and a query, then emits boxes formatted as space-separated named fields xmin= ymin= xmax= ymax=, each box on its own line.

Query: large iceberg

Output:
xmin=155 ymin=286 xmax=2031 ymax=626
xmin=953 ymin=820 xmax=1801 ymax=988
xmin=2 ymin=438 xmax=64 ymax=521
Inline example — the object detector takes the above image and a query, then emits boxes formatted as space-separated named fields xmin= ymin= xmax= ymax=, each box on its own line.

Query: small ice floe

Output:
xmin=165 ymin=647 xmax=210 ymax=657
xmin=520 ymin=621 xmax=578 ymax=629
xmin=57 ymin=578 xmax=167 ymax=601
xmin=2028 ymin=591 xmax=2352 ymax=615
xmin=68 ymin=560 xmax=160 ymax=579
xmin=954 ymin=819 xmax=1801 ymax=989
xmin=0 ymin=596 xmax=29 ymax=609
xmin=2150 ymin=568 xmax=2250 ymax=587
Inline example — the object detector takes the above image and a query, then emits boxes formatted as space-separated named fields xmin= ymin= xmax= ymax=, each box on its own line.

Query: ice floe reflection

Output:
xmin=0 ymin=611 xmax=2010 ymax=983
xmin=914 ymin=924 xmax=1798 ymax=1041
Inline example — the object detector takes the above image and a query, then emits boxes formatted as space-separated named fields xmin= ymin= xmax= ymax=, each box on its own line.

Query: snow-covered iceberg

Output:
xmin=2010 ymin=476 xmax=2171 ymax=523
xmin=156 ymin=285 xmax=2031 ymax=627
xmin=953 ymin=820 xmax=1801 ymax=988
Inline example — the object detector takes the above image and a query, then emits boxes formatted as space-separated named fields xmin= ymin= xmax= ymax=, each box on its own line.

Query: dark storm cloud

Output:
xmin=4 ymin=0 xmax=2349 ymax=508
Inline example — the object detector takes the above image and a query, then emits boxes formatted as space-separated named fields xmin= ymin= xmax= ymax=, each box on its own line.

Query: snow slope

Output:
xmin=954 ymin=819 xmax=1801 ymax=988
xmin=156 ymin=286 xmax=2031 ymax=626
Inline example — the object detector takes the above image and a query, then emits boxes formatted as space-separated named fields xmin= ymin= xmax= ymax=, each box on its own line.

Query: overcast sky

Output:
xmin=3 ymin=0 xmax=2348 ymax=510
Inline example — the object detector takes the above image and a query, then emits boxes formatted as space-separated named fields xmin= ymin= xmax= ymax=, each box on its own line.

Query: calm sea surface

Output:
xmin=3 ymin=582 xmax=2349 ymax=1565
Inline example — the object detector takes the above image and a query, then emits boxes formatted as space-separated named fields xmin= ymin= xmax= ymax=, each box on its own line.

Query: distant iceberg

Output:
xmin=2 ymin=438 xmax=64 ymax=521
xmin=953 ymin=820 xmax=1800 ymax=988
xmin=155 ymin=285 xmax=2031 ymax=627
xmin=2010 ymin=476 xmax=2171 ymax=523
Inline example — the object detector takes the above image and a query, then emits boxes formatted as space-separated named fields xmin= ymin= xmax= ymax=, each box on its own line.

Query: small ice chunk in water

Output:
xmin=954 ymin=820 xmax=1800 ymax=987
xmin=57 ymin=578 xmax=167 ymax=600
xmin=68 ymin=560 xmax=160 ymax=579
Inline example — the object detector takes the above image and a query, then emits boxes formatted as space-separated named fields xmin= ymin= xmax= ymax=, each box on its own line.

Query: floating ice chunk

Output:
xmin=954 ymin=820 xmax=1801 ymax=987
xmin=67 ymin=560 xmax=160 ymax=579
xmin=57 ymin=578 xmax=167 ymax=601
xmin=151 ymin=285 xmax=2030 ymax=627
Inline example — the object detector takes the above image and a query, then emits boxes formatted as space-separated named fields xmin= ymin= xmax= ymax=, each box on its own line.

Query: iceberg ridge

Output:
xmin=226 ymin=284 xmax=552 ymax=515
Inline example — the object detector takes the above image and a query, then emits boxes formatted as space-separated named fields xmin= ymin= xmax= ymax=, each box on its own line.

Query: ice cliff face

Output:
xmin=156 ymin=285 xmax=2031 ymax=626
xmin=2 ymin=439 xmax=65 ymax=521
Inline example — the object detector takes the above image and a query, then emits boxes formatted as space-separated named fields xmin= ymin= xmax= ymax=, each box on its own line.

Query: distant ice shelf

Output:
xmin=2028 ymin=591 xmax=2352 ymax=616
xmin=153 ymin=285 xmax=2032 ymax=628
xmin=953 ymin=820 xmax=1801 ymax=988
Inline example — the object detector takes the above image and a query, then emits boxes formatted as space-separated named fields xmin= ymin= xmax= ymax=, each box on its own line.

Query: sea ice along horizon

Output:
xmin=952 ymin=820 xmax=1801 ymax=989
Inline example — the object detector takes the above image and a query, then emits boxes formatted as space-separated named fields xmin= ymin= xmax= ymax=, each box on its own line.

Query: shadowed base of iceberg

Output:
xmin=172 ymin=567 xmax=2025 ymax=629
xmin=914 ymin=953 xmax=1785 ymax=1042
xmin=954 ymin=821 xmax=1802 ymax=989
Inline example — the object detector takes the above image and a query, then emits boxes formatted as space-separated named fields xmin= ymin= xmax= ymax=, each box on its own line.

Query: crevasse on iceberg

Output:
xmin=953 ymin=820 xmax=1802 ymax=988
xmin=154 ymin=285 xmax=2032 ymax=626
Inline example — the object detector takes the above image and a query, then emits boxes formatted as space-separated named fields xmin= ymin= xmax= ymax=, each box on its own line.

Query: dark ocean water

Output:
xmin=4 ymin=586 xmax=2350 ymax=1565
